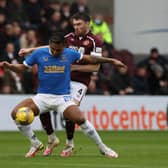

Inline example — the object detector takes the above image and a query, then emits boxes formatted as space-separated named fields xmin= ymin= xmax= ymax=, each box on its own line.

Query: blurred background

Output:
xmin=0 ymin=0 xmax=167 ymax=131
xmin=0 ymin=0 xmax=167 ymax=95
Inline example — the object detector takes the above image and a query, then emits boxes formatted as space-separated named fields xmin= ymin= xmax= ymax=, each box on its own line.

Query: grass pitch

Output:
xmin=0 ymin=131 xmax=167 ymax=168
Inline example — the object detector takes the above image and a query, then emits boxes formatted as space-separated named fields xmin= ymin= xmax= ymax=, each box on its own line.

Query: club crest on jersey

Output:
xmin=60 ymin=55 xmax=67 ymax=62
xmin=70 ymin=38 xmax=74 ymax=41
xmin=83 ymin=40 xmax=90 ymax=46
xmin=43 ymin=57 xmax=48 ymax=61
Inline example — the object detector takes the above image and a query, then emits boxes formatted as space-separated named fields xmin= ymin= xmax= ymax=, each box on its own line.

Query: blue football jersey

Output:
xmin=24 ymin=47 xmax=82 ymax=94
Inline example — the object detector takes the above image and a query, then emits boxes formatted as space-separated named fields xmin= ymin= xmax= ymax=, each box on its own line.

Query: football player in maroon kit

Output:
xmin=18 ymin=13 xmax=117 ymax=157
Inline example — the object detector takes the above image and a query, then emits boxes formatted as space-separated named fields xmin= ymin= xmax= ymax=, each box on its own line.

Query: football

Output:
xmin=15 ymin=107 xmax=34 ymax=125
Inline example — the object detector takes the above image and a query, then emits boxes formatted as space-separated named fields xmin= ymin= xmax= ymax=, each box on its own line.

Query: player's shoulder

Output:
xmin=64 ymin=48 xmax=80 ymax=58
xmin=31 ymin=47 xmax=49 ymax=58
xmin=34 ymin=47 xmax=48 ymax=53
xmin=86 ymin=32 xmax=103 ymax=44
xmin=64 ymin=47 xmax=78 ymax=53
xmin=64 ymin=32 xmax=75 ymax=39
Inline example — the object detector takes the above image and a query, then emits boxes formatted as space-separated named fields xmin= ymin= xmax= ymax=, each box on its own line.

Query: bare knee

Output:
xmin=10 ymin=98 xmax=38 ymax=121
xmin=76 ymin=116 xmax=85 ymax=125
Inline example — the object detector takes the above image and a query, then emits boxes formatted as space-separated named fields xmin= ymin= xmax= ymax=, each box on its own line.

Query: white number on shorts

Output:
xmin=78 ymin=89 xmax=83 ymax=95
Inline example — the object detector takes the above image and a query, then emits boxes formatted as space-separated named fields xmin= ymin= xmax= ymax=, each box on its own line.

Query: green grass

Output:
xmin=0 ymin=131 xmax=167 ymax=168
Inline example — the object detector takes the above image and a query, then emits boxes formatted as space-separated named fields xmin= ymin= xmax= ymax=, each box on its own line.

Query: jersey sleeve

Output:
xmin=68 ymin=49 xmax=83 ymax=63
xmin=24 ymin=50 xmax=39 ymax=67
xmin=91 ymin=37 xmax=103 ymax=57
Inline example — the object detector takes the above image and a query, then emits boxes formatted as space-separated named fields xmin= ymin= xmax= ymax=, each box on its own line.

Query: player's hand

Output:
xmin=0 ymin=61 xmax=10 ymax=69
xmin=18 ymin=48 xmax=32 ymax=57
xmin=114 ymin=60 xmax=127 ymax=71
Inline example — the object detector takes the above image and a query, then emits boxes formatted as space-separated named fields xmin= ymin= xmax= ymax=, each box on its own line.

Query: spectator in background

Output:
xmin=1 ymin=42 xmax=23 ymax=93
xmin=90 ymin=13 xmax=112 ymax=45
xmin=90 ymin=46 xmax=136 ymax=95
xmin=49 ymin=0 xmax=61 ymax=12
xmin=24 ymin=0 xmax=43 ymax=27
xmin=19 ymin=28 xmax=39 ymax=49
xmin=150 ymin=63 xmax=168 ymax=95
xmin=61 ymin=2 xmax=73 ymax=34
xmin=1 ymin=42 xmax=18 ymax=63
xmin=87 ymin=73 xmax=103 ymax=95
xmin=109 ymin=67 xmax=134 ymax=95
xmin=0 ymin=12 xmax=6 ymax=33
xmin=6 ymin=0 xmax=28 ymax=25
xmin=0 ymin=24 xmax=18 ymax=57
xmin=0 ymin=12 xmax=6 ymax=57
xmin=44 ymin=1 xmax=61 ymax=19
xmin=70 ymin=0 xmax=90 ymax=15
xmin=47 ymin=10 xmax=64 ymax=36
xmin=0 ymin=0 xmax=8 ymax=16
xmin=12 ymin=21 xmax=22 ymax=55
xmin=19 ymin=28 xmax=39 ymax=94
xmin=131 ymin=65 xmax=149 ymax=95
xmin=118 ymin=49 xmax=135 ymax=77
xmin=61 ymin=2 xmax=71 ymax=20
xmin=96 ymin=47 xmax=114 ymax=95
xmin=138 ymin=47 xmax=168 ymax=95
xmin=38 ymin=1 xmax=62 ymax=44
xmin=110 ymin=47 xmax=135 ymax=78
xmin=0 ymin=72 xmax=17 ymax=94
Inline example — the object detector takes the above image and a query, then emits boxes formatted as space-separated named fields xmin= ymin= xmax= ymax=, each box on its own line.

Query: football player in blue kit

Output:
xmin=0 ymin=32 xmax=126 ymax=158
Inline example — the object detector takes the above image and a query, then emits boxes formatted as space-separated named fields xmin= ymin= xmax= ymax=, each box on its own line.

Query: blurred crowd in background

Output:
xmin=0 ymin=0 xmax=167 ymax=95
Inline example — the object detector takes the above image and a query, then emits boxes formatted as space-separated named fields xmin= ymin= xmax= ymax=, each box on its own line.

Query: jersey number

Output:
xmin=78 ymin=89 xmax=83 ymax=95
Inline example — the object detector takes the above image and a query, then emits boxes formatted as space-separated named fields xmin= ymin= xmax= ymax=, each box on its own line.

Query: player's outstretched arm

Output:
xmin=0 ymin=61 xmax=27 ymax=73
xmin=82 ymin=54 xmax=127 ymax=70
xmin=18 ymin=45 xmax=48 ymax=57
xmin=71 ymin=64 xmax=100 ymax=72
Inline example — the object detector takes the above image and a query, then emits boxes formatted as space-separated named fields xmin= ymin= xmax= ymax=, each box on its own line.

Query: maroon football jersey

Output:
xmin=65 ymin=31 xmax=103 ymax=86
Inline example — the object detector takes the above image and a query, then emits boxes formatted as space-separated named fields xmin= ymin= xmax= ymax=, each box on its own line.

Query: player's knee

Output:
xmin=11 ymin=109 xmax=17 ymax=120
xmin=76 ymin=116 xmax=85 ymax=125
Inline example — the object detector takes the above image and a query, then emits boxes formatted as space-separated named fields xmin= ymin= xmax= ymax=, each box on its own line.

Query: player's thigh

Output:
xmin=63 ymin=105 xmax=85 ymax=125
xmin=70 ymin=81 xmax=87 ymax=106
xmin=11 ymin=98 xmax=39 ymax=119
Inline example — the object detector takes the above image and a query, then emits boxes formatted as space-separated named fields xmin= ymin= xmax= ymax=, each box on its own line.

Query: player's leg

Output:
xmin=11 ymin=98 xmax=44 ymax=158
xmin=63 ymin=105 xmax=118 ymax=158
xmin=39 ymin=113 xmax=60 ymax=156
xmin=61 ymin=120 xmax=75 ymax=157
xmin=61 ymin=81 xmax=87 ymax=157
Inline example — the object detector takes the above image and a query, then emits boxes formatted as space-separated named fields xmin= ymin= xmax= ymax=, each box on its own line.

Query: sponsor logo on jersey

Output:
xmin=44 ymin=65 xmax=65 ymax=73
xmin=60 ymin=55 xmax=67 ymax=62
xmin=43 ymin=57 xmax=48 ymax=62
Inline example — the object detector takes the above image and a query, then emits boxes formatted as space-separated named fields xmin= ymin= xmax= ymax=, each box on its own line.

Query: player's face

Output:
xmin=49 ymin=42 xmax=64 ymax=56
xmin=72 ymin=19 xmax=89 ymax=36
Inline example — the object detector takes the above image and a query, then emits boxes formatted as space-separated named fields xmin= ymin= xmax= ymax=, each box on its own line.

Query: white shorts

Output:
xmin=70 ymin=81 xmax=87 ymax=103
xmin=32 ymin=94 xmax=76 ymax=115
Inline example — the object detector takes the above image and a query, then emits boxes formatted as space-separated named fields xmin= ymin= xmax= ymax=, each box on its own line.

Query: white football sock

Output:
xmin=80 ymin=120 xmax=103 ymax=146
xmin=16 ymin=122 xmax=40 ymax=144
xmin=66 ymin=139 xmax=74 ymax=146
xmin=48 ymin=132 xmax=57 ymax=142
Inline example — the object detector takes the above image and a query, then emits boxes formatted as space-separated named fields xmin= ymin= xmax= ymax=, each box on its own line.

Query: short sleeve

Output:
xmin=68 ymin=49 xmax=83 ymax=63
xmin=24 ymin=50 xmax=39 ymax=67
xmin=91 ymin=36 xmax=103 ymax=57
